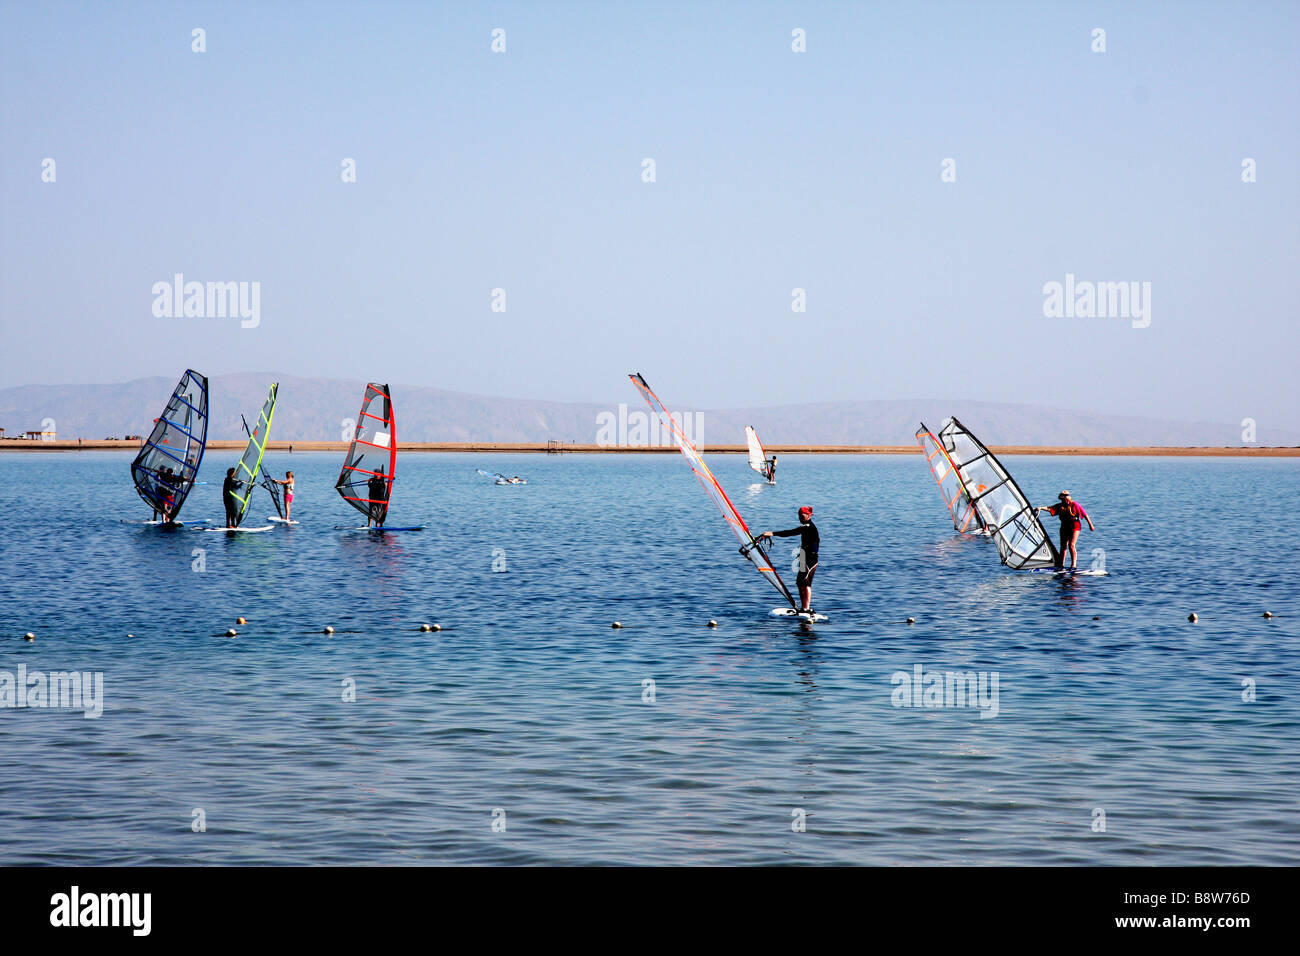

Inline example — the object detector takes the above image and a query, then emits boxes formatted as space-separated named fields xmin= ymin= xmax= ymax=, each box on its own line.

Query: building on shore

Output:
xmin=24 ymin=428 xmax=57 ymax=441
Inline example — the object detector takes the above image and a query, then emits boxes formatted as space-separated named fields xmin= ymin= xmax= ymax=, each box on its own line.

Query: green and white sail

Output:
xmin=231 ymin=383 xmax=278 ymax=526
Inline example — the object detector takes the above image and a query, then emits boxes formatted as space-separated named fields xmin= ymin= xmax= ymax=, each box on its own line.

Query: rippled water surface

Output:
xmin=0 ymin=451 xmax=1296 ymax=865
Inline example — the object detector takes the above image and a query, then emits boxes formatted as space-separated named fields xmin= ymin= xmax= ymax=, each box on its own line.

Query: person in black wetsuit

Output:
xmin=222 ymin=467 xmax=241 ymax=528
xmin=760 ymin=505 xmax=819 ymax=613
xmin=367 ymin=469 xmax=388 ymax=527
xmin=157 ymin=466 xmax=183 ymax=523
xmin=765 ymin=455 xmax=778 ymax=484
xmin=151 ymin=467 xmax=168 ymax=522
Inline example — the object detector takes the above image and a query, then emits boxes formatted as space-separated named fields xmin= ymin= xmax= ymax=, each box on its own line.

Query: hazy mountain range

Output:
xmin=0 ymin=372 xmax=1293 ymax=447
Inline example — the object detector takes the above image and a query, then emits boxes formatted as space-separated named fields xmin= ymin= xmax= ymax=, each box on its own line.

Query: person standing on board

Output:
xmin=1036 ymin=490 xmax=1095 ymax=570
xmin=367 ymin=469 xmax=388 ymax=527
xmin=765 ymin=455 xmax=778 ymax=485
xmin=222 ymin=467 xmax=241 ymax=528
xmin=267 ymin=470 xmax=295 ymax=521
xmin=760 ymin=505 xmax=820 ymax=613
xmin=149 ymin=467 xmax=166 ymax=522
xmin=157 ymin=466 xmax=178 ymax=522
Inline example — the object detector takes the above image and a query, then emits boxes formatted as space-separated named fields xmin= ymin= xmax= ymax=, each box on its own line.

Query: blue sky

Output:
xmin=1 ymin=1 xmax=1296 ymax=426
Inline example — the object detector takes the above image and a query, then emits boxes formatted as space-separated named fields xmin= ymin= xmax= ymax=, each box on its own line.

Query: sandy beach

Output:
xmin=1 ymin=439 xmax=1296 ymax=456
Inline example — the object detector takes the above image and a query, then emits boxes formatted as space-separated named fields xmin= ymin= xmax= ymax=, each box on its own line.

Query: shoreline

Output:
xmin=1 ymin=440 xmax=1296 ymax=457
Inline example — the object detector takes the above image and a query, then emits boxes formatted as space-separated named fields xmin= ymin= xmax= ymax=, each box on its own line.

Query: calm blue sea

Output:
xmin=0 ymin=451 xmax=1296 ymax=865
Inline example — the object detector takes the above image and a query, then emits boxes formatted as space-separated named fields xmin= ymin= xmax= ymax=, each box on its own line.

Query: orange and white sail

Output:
xmin=917 ymin=418 xmax=1058 ymax=570
xmin=630 ymin=374 xmax=797 ymax=609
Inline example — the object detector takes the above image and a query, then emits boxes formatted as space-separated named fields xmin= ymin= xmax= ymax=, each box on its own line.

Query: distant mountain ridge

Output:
xmin=0 ymin=373 xmax=1293 ymax=447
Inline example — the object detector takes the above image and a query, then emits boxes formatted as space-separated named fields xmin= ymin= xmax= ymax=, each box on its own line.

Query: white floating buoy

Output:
xmin=1263 ymin=611 xmax=1274 ymax=619
xmin=1188 ymin=613 xmax=1198 ymax=623
xmin=225 ymin=629 xmax=238 ymax=637
xmin=707 ymin=619 xmax=718 ymax=628
xmin=906 ymin=617 xmax=915 ymax=625
xmin=236 ymin=617 xmax=247 ymax=625
xmin=611 ymin=621 xmax=623 ymax=629
xmin=419 ymin=624 xmax=431 ymax=632
xmin=23 ymin=632 xmax=35 ymax=642
xmin=322 ymin=626 xmax=334 ymax=635
xmin=431 ymin=623 xmax=442 ymax=632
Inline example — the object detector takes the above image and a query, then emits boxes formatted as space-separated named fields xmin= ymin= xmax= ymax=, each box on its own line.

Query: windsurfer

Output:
xmin=159 ymin=466 xmax=185 ymax=522
xmin=1036 ymin=491 xmax=1095 ymax=570
xmin=151 ymin=467 xmax=168 ymax=521
xmin=761 ymin=505 xmax=820 ymax=613
xmin=766 ymin=455 xmax=777 ymax=484
xmin=222 ymin=467 xmax=241 ymax=528
xmin=267 ymin=470 xmax=295 ymax=521
xmin=367 ymin=469 xmax=388 ymax=527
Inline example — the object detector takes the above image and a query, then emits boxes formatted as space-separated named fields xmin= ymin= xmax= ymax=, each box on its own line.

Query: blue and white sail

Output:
xmin=130 ymin=370 xmax=209 ymax=520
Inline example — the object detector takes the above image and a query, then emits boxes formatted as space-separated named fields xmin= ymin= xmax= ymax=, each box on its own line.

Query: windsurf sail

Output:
xmin=228 ymin=383 xmax=278 ymax=527
xmin=745 ymin=425 xmax=769 ymax=478
xmin=927 ymin=417 xmax=1059 ymax=570
xmin=916 ymin=421 xmax=985 ymax=534
xmin=252 ymin=414 xmax=285 ymax=520
xmin=630 ymin=373 xmax=798 ymax=610
xmin=261 ymin=467 xmax=285 ymax=519
xmin=477 ymin=468 xmax=526 ymax=484
xmin=336 ymin=383 xmax=396 ymax=525
xmin=130 ymin=369 xmax=209 ymax=521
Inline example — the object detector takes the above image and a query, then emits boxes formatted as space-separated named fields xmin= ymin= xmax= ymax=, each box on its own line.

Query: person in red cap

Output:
xmin=760 ymin=505 xmax=820 ymax=613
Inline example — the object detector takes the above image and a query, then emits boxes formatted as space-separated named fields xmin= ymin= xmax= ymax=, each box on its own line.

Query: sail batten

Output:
xmin=130 ymin=370 xmax=209 ymax=520
xmin=630 ymin=373 xmax=797 ymax=609
xmin=156 ymin=418 xmax=200 ymax=440
xmin=922 ymin=417 xmax=1058 ymax=569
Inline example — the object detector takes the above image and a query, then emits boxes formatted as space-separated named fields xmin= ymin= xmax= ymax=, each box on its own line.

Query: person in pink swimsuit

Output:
xmin=267 ymin=470 xmax=295 ymax=521
xmin=1036 ymin=490 xmax=1095 ymax=570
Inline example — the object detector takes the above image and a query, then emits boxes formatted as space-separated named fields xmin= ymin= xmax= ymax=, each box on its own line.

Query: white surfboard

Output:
xmin=121 ymin=518 xmax=209 ymax=526
xmin=268 ymin=517 xmax=299 ymax=525
xmin=771 ymin=607 xmax=829 ymax=623
xmin=201 ymin=524 xmax=275 ymax=533
xmin=334 ymin=525 xmax=426 ymax=532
